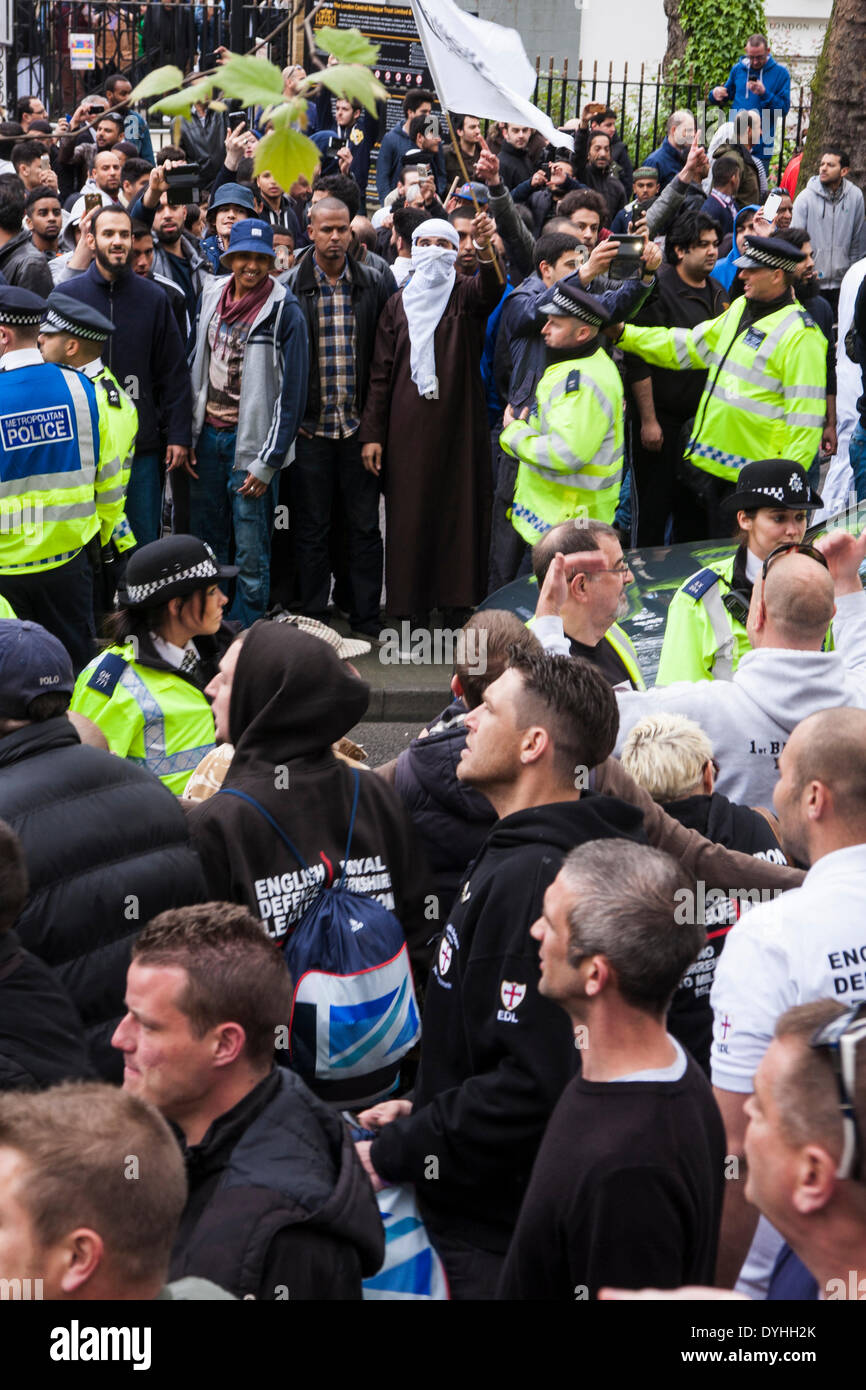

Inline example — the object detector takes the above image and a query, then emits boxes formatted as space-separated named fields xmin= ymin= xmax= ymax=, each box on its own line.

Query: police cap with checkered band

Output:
xmin=40 ymin=291 xmax=114 ymax=343
xmin=719 ymin=459 xmax=823 ymax=515
xmin=116 ymin=535 xmax=238 ymax=609
xmin=537 ymin=280 xmax=607 ymax=327
xmin=734 ymin=235 xmax=807 ymax=272
xmin=0 ymin=286 xmax=46 ymax=327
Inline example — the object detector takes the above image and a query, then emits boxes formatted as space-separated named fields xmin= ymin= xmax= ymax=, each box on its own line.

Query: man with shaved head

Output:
xmin=710 ymin=702 xmax=866 ymax=1297
xmin=614 ymin=543 xmax=866 ymax=809
xmin=282 ymin=195 xmax=393 ymax=638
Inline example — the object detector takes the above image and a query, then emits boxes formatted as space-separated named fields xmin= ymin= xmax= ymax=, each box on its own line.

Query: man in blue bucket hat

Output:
xmin=188 ymin=219 xmax=309 ymax=626
xmin=200 ymin=182 xmax=257 ymax=274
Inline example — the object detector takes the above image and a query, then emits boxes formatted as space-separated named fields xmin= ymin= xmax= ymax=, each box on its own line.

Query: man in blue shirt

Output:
xmin=708 ymin=34 xmax=790 ymax=171
xmin=644 ymin=110 xmax=696 ymax=189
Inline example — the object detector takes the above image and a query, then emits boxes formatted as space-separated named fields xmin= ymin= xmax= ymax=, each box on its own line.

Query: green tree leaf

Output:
xmin=127 ymin=65 xmax=184 ymax=106
xmin=150 ymin=80 xmax=214 ymax=118
xmin=263 ymin=96 xmax=310 ymax=131
xmin=315 ymin=26 xmax=380 ymax=67
xmin=308 ymin=64 xmax=387 ymax=118
xmin=253 ymin=128 xmax=320 ymax=190
xmin=214 ymin=53 xmax=285 ymax=107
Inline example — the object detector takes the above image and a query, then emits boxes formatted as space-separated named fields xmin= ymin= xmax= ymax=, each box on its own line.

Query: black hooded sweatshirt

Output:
xmin=371 ymin=792 xmax=646 ymax=1253
xmin=187 ymin=622 xmax=429 ymax=975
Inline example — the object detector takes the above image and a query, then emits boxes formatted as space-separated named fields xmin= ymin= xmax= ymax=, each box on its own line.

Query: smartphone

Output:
xmin=84 ymin=192 xmax=102 ymax=212
xmin=607 ymin=232 xmax=644 ymax=282
xmin=762 ymin=191 xmax=782 ymax=222
xmin=40 ymin=154 xmax=51 ymax=170
xmin=414 ymin=162 xmax=431 ymax=181
xmin=227 ymin=111 xmax=246 ymax=132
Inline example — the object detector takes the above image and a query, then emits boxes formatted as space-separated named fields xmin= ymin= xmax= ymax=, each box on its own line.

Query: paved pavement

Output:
xmin=331 ymin=613 xmax=456 ymax=723
xmin=347 ymin=721 xmax=424 ymax=768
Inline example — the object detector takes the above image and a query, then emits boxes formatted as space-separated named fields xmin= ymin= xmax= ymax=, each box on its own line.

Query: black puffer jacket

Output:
xmin=170 ymin=1067 xmax=384 ymax=1300
xmin=0 ymin=931 xmax=94 ymax=1091
xmin=0 ymin=718 xmax=205 ymax=1079
xmin=393 ymin=700 xmax=495 ymax=915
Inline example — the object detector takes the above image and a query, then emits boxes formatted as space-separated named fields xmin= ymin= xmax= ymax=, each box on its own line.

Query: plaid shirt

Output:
xmin=313 ymin=258 xmax=358 ymax=438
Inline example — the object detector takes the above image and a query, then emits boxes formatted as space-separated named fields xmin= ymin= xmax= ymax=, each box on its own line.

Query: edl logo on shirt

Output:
xmin=498 ymin=980 xmax=526 ymax=1023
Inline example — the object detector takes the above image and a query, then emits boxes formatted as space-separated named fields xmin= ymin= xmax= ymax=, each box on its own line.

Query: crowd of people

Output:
xmin=0 ymin=29 xmax=865 ymax=1308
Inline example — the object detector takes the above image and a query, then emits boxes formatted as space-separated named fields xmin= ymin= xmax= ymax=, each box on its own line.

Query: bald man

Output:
xmin=614 ymin=546 xmax=866 ymax=809
xmin=710 ymin=705 xmax=866 ymax=1296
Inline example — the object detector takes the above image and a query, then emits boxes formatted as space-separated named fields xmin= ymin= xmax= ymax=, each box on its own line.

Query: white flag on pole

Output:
xmin=409 ymin=0 xmax=573 ymax=152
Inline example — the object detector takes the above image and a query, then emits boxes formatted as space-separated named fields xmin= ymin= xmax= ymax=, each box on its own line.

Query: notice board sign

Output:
xmin=307 ymin=1 xmax=439 ymax=198
xmin=69 ymin=33 xmax=96 ymax=70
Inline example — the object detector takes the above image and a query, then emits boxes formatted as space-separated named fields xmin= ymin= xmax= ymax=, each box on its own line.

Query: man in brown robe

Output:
xmin=359 ymin=211 xmax=504 ymax=622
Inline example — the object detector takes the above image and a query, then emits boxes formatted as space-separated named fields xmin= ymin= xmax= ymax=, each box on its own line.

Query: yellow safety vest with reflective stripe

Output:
xmin=0 ymin=596 xmax=16 ymax=619
xmin=606 ymin=622 xmax=646 ymax=690
xmin=90 ymin=364 xmax=139 ymax=553
xmin=619 ymin=298 xmax=826 ymax=483
xmin=70 ymin=642 xmax=215 ymax=795
xmin=656 ymin=552 xmax=835 ymax=685
xmin=656 ymin=556 xmax=747 ymax=684
xmin=0 ymin=360 xmax=102 ymax=573
xmin=500 ymin=349 xmax=624 ymax=544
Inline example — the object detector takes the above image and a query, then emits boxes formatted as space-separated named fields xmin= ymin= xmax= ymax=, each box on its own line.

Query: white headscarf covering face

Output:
xmin=402 ymin=218 xmax=459 ymax=399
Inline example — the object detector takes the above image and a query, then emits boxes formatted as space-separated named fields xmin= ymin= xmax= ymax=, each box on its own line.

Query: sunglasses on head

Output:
xmin=761 ymin=541 xmax=829 ymax=582
xmin=810 ymin=1002 xmax=866 ymax=1181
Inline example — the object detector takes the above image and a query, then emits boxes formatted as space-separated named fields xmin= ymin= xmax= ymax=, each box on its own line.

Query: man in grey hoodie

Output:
xmin=611 ymin=543 xmax=866 ymax=809
xmin=791 ymin=147 xmax=866 ymax=318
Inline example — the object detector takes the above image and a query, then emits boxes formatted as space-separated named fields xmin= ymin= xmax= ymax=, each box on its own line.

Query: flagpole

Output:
xmin=410 ymin=0 xmax=504 ymax=284
xmin=441 ymin=103 xmax=504 ymax=285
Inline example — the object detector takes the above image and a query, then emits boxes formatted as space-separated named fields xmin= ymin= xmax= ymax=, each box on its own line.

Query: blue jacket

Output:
xmin=200 ymin=233 xmax=223 ymax=275
xmin=644 ymin=138 xmax=687 ymax=189
xmin=700 ymin=191 xmax=735 ymax=239
xmin=707 ymin=54 xmax=790 ymax=166
xmin=710 ymin=204 xmax=760 ymax=292
xmin=122 ymin=109 xmax=155 ymax=163
xmin=62 ymin=262 xmax=193 ymax=451
xmin=481 ymin=280 xmax=513 ymax=423
xmin=375 ymin=124 xmax=446 ymax=202
xmin=190 ymin=275 xmax=308 ymax=484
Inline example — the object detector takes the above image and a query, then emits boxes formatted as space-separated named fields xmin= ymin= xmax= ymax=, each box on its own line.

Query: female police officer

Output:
xmin=656 ymin=458 xmax=823 ymax=684
xmin=70 ymin=535 xmax=237 ymax=793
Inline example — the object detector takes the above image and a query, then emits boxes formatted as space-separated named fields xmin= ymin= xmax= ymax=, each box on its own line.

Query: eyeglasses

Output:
xmin=705 ymin=757 xmax=720 ymax=776
xmin=592 ymin=561 xmax=632 ymax=576
xmin=761 ymin=541 xmax=829 ymax=582
xmin=810 ymin=1003 xmax=866 ymax=1181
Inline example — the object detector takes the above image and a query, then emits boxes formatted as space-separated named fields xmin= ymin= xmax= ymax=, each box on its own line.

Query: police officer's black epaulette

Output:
xmin=87 ymin=650 xmax=128 ymax=696
xmin=99 ymin=378 xmax=122 ymax=408
xmin=797 ymin=308 xmax=818 ymax=330
xmin=682 ymin=567 xmax=723 ymax=601
xmin=565 ymin=368 xmax=581 ymax=393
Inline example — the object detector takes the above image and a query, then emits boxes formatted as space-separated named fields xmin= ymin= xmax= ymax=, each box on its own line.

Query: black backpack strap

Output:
xmin=217 ymin=787 xmax=309 ymax=870
xmin=336 ymin=769 xmax=361 ymax=886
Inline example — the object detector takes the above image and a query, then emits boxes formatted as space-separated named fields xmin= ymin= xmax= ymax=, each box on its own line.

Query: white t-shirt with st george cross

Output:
xmin=710 ymin=842 xmax=866 ymax=1295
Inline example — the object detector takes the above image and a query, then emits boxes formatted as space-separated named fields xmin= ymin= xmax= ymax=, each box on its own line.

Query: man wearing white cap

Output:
xmin=359 ymin=211 xmax=503 ymax=625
